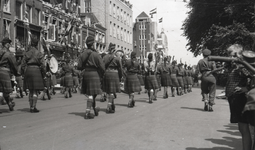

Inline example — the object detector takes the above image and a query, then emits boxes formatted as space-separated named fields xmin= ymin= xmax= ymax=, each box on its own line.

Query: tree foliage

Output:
xmin=182 ymin=0 xmax=255 ymax=56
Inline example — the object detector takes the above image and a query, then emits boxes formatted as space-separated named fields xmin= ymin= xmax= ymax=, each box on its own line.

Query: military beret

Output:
xmin=86 ymin=36 xmax=95 ymax=46
xmin=108 ymin=43 xmax=116 ymax=53
xmin=202 ymin=49 xmax=211 ymax=56
xmin=131 ymin=51 xmax=136 ymax=58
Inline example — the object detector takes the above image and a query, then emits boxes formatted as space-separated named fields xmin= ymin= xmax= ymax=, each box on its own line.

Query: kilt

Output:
xmin=81 ymin=71 xmax=102 ymax=95
xmin=73 ymin=76 xmax=79 ymax=86
xmin=24 ymin=66 xmax=44 ymax=90
xmin=145 ymin=75 xmax=159 ymax=90
xmin=64 ymin=74 xmax=74 ymax=88
xmin=102 ymin=71 xmax=120 ymax=93
xmin=16 ymin=76 xmax=23 ymax=89
xmin=60 ymin=77 xmax=65 ymax=86
xmin=183 ymin=76 xmax=188 ymax=86
xmin=124 ymin=73 xmax=142 ymax=94
xmin=137 ymin=75 xmax=144 ymax=86
xmin=51 ymin=74 xmax=57 ymax=86
xmin=0 ymin=69 xmax=13 ymax=93
xmin=188 ymin=76 xmax=193 ymax=85
xmin=161 ymin=73 xmax=172 ymax=86
xmin=156 ymin=75 xmax=161 ymax=87
xmin=177 ymin=76 xmax=184 ymax=88
xmin=170 ymin=74 xmax=179 ymax=87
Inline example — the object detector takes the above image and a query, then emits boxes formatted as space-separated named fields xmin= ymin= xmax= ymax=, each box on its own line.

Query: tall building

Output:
xmin=90 ymin=0 xmax=133 ymax=54
xmin=133 ymin=11 xmax=157 ymax=59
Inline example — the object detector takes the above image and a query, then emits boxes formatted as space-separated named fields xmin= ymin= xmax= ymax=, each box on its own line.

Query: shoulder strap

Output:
xmin=0 ymin=52 xmax=6 ymax=62
xmin=84 ymin=51 xmax=93 ymax=66
xmin=105 ymin=56 xmax=115 ymax=70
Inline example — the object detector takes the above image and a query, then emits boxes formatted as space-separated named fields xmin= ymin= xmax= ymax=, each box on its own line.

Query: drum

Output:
xmin=49 ymin=56 xmax=58 ymax=73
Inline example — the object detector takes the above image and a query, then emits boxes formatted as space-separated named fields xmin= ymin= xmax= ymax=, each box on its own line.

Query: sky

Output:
xmin=129 ymin=0 xmax=202 ymax=65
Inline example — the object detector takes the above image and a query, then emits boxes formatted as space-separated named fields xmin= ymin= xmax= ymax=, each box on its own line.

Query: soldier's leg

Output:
xmin=85 ymin=95 xmax=94 ymax=119
xmin=29 ymin=90 xmax=39 ymax=113
xmin=3 ymin=93 xmax=14 ymax=111
xmin=92 ymin=95 xmax=100 ymax=116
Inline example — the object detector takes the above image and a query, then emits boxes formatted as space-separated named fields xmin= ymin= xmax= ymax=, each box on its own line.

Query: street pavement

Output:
xmin=0 ymin=87 xmax=242 ymax=150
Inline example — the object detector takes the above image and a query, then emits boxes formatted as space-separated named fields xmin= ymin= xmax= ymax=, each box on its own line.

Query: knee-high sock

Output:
xmin=86 ymin=96 xmax=93 ymax=111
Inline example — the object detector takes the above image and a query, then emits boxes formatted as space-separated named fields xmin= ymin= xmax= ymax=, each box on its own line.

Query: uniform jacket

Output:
xmin=0 ymin=48 xmax=18 ymax=76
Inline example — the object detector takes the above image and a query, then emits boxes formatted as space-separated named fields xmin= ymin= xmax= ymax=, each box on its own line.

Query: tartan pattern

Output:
xmin=0 ymin=70 xmax=13 ymax=93
xmin=183 ymin=76 xmax=188 ymax=85
xmin=44 ymin=76 xmax=52 ymax=88
xmin=187 ymin=76 xmax=193 ymax=85
xmin=161 ymin=73 xmax=172 ymax=86
xmin=16 ymin=76 xmax=23 ymax=88
xmin=137 ymin=75 xmax=145 ymax=86
xmin=60 ymin=77 xmax=65 ymax=86
xmin=102 ymin=71 xmax=120 ymax=93
xmin=24 ymin=66 xmax=44 ymax=90
xmin=51 ymin=74 xmax=57 ymax=86
xmin=177 ymin=76 xmax=184 ymax=88
xmin=81 ymin=71 xmax=102 ymax=95
xmin=156 ymin=75 xmax=161 ymax=87
xmin=124 ymin=74 xmax=142 ymax=94
xmin=170 ymin=74 xmax=179 ymax=87
xmin=73 ymin=76 xmax=79 ymax=86
xmin=64 ymin=74 xmax=74 ymax=87
xmin=145 ymin=75 xmax=159 ymax=90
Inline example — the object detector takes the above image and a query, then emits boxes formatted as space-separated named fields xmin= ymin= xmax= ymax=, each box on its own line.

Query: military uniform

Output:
xmin=160 ymin=60 xmax=172 ymax=98
xmin=170 ymin=62 xmax=179 ymax=97
xmin=176 ymin=64 xmax=184 ymax=95
xmin=0 ymin=38 xmax=17 ymax=111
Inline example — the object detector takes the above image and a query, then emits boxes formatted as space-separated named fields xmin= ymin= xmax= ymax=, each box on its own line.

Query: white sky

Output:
xmin=129 ymin=0 xmax=202 ymax=65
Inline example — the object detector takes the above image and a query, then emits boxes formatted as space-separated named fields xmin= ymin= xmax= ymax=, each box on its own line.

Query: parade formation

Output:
xmin=0 ymin=35 xmax=199 ymax=119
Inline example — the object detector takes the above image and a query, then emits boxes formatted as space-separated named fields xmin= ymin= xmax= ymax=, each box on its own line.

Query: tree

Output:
xmin=182 ymin=0 xmax=255 ymax=56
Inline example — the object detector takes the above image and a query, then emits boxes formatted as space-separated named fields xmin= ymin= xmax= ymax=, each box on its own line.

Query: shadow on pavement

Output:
xmin=180 ymin=106 xmax=205 ymax=112
xmin=17 ymin=108 xmax=30 ymax=113
xmin=115 ymin=103 xmax=128 ymax=107
xmin=0 ymin=108 xmax=11 ymax=113
xmin=69 ymin=112 xmax=85 ymax=117
xmin=186 ymin=124 xmax=241 ymax=150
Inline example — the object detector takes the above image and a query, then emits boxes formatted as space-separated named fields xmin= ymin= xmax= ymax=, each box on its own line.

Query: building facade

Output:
xmin=157 ymin=29 xmax=168 ymax=56
xmin=90 ymin=0 xmax=133 ymax=54
xmin=133 ymin=11 xmax=157 ymax=59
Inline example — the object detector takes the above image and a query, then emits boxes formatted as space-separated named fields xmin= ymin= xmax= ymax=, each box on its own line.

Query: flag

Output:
xmin=159 ymin=17 xmax=163 ymax=23
xmin=150 ymin=8 xmax=157 ymax=18
xmin=64 ymin=18 xmax=75 ymax=36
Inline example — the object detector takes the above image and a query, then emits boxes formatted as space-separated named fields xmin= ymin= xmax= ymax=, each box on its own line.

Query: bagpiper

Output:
xmin=21 ymin=36 xmax=45 ymax=113
xmin=102 ymin=43 xmax=123 ymax=113
xmin=144 ymin=53 xmax=159 ymax=103
xmin=77 ymin=36 xmax=105 ymax=119
xmin=124 ymin=51 xmax=142 ymax=107
xmin=0 ymin=37 xmax=17 ymax=111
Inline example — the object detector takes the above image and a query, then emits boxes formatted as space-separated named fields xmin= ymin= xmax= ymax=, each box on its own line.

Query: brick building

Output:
xmin=133 ymin=11 xmax=157 ymax=59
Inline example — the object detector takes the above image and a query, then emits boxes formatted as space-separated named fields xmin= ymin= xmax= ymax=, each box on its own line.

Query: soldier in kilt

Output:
xmin=160 ymin=57 xmax=172 ymax=99
xmin=39 ymin=61 xmax=51 ymax=100
xmin=170 ymin=60 xmax=179 ymax=97
xmin=183 ymin=64 xmax=188 ymax=94
xmin=144 ymin=53 xmax=159 ymax=103
xmin=50 ymin=72 xmax=57 ymax=95
xmin=102 ymin=43 xmax=123 ymax=113
xmin=124 ymin=52 xmax=141 ymax=107
xmin=62 ymin=56 xmax=74 ymax=98
xmin=187 ymin=66 xmax=193 ymax=92
xmin=21 ymin=36 xmax=45 ymax=113
xmin=77 ymin=36 xmax=105 ymax=119
xmin=15 ymin=56 xmax=24 ymax=98
xmin=0 ymin=38 xmax=17 ymax=111
xmin=177 ymin=63 xmax=184 ymax=96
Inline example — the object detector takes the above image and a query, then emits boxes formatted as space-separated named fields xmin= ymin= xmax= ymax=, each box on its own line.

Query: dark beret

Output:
xmin=202 ymin=49 xmax=211 ymax=56
xmin=108 ymin=43 xmax=116 ymax=53
xmin=86 ymin=36 xmax=95 ymax=46
xmin=131 ymin=51 xmax=136 ymax=58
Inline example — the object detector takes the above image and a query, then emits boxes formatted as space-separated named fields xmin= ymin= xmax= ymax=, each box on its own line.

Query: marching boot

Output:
xmin=204 ymin=100 xmax=209 ymax=111
xmin=92 ymin=97 xmax=100 ymax=116
xmin=4 ymin=95 xmax=15 ymax=111
xmin=131 ymin=93 xmax=135 ymax=107
xmin=184 ymin=86 xmax=187 ymax=94
xmin=106 ymin=94 xmax=115 ymax=113
xmin=31 ymin=96 xmax=39 ymax=113
xmin=84 ymin=97 xmax=94 ymax=119
xmin=69 ymin=89 xmax=72 ymax=98
xmin=148 ymin=89 xmax=153 ymax=103
xmin=128 ymin=94 xmax=133 ymax=108
xmin=171 ymin=87 xmax=176 ymax=97
xmin=46 ymin=89 xmax=51 ymax=100
xmin=208 ymin=105 xmax=213 ymax=112
xmin=16 ymin=88 xmax=21 ymax=98
xmin=64 ymin=90 xmax=68 ymax=98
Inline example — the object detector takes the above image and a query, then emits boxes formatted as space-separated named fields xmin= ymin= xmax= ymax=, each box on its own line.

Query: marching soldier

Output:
xmin=62 ymin=54 xmax=74 ymax=98
xmin=144 ymin=53 xmax=159 ymax=103
xmin=160 ymin=57 xmax=172 ymax=99
xmin=77 ymin=36 xmax=105 ymax=119
xmin=124 ymin=51 xmax=142 ymax=107
xmin=196 ymin=49 xmax=216 ymax=111
xmin=102 ymin=43 xmax=123 ymax=113
xmin=177 ymin=63 xmax=184 ymax=95
xmin=21 ymin=36 xmax=45 ymax=113
xmin=170 ymin=60 xmax=179 ymax=97
xmin=0 ymin=37 xmax=17 ymax=111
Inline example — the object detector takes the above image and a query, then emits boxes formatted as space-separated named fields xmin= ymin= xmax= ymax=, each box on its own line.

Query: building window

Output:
xmin=109 ymin=21 xmax=112 ymax=36
xmin=113 ymin=4 xmax=116 ymax=18
xmin=113 ymin=23 xmax=116 ymax=38
xmin=109 ymin=1 xmax=112 ymax=15
xmin=85 ymin=0 xmax=91 ymax=13
xmin=120 ymin=9 xmax=123 ymax=21
xmin=124 ymin=11 xmax=126 ymax=24
xmin=117 ymin=6 xmax=119 ymax=20
xmin=15 ymin=1 xmax=22 ymax=19
xmin=3 ymin=0 xmax=11 ymax=13
xmin=102 ymin=34 xmax=105 ymax=43
xmin=26 ymin=5 xmax=31 ymax=23
xmin=117 ymin=25 xmax=120 ymax=39
xmin=3 ymin=19 xmax=10 ymax=38
xmin=34 ymin=9 xmax=40 ymax=25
